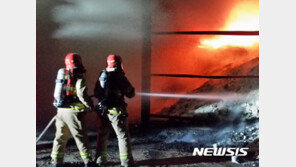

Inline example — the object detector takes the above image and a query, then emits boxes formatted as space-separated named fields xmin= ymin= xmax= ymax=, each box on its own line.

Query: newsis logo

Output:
xmin=192 ymin=147 xmax=249 ymax=156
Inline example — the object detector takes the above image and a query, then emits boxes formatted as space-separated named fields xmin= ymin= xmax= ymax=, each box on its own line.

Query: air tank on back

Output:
xmin=53 ymin=68 xmax=66 ymax=108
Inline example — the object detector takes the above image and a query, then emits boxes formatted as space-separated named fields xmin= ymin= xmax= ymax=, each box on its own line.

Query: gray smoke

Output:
xmin=52 ymin=0 xmax=143 ymax=40
xmin=51 ymin=0 xmax=167 ymax=41
xmin=190 ymin=89 xmax=259 ymax=121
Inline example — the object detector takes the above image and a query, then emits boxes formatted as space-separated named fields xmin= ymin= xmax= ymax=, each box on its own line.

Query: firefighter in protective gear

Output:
xmin=94 ymin=54 xmax=135 ymax=167
xmin=51 ymin=53 xmax=94 ymax=167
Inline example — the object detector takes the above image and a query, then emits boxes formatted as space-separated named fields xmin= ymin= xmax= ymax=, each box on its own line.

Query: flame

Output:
xmin=199 ymin=1 xmax=259 ymax=49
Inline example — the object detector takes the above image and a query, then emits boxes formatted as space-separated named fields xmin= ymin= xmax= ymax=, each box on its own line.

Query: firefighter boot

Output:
xmin=96 ymin=155 xmax=107 ymax=167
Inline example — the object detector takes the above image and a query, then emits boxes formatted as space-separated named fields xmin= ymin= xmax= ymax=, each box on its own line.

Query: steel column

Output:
xmin=141 ymin=0 xmax=152 ymax=126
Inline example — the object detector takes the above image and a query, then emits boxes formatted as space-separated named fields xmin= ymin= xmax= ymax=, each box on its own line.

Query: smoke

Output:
xmin=51 ymin=0 xmax=170 ymax=41
xmin=185 ymin=90 xmax=259 ymax=124
xmin=51 ymin=0 xmax=143 ymax=40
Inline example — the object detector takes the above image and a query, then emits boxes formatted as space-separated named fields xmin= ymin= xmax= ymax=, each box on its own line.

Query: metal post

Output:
xmin=141 ymin=0 xmax=151 ymax=126
xmin=153 ymin=30 xmax=259 ymax=35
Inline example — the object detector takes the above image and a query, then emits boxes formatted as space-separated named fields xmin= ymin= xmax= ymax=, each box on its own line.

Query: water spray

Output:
xmin=136 ymin=92 xmax=245 ymax=101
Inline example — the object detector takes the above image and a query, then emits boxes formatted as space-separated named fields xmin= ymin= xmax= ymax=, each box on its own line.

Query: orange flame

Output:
xmin=199 ymin=1 xmax=259 ymax=49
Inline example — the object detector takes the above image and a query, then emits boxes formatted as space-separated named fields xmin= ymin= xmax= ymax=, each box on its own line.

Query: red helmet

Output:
xmin=107 ymin=54 xmax=122 ymax=68
xmin=64 ymin=53 xmax=83 ymax=70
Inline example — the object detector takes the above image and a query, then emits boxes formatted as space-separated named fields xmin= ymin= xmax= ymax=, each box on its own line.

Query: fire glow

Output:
xmin=199 ymin=1 xmax=259 ymax=49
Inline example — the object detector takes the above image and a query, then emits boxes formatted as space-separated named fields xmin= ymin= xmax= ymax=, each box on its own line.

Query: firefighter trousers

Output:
xmin=96 ymin=107 xmax=134 ymax=167
xmin=51 ymin=109 xmax=92 ymax=164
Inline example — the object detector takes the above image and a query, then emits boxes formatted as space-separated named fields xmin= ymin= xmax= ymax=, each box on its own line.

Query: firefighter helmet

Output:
xmin=65 ymin=53 xmax=83 ymax=70
xmin=107 ymin=54 xmax=122 ymax=68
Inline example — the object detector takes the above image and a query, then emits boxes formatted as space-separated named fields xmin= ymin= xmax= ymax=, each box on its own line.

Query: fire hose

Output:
xmin=36 ymin=116 xmax=56 ymax=144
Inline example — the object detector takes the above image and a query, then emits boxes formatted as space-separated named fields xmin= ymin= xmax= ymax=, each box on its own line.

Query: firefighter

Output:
xmin=51 ymin=53 xmax=94 ymax=167
xmin=94 ymin=54 xmax=135 ymax=167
